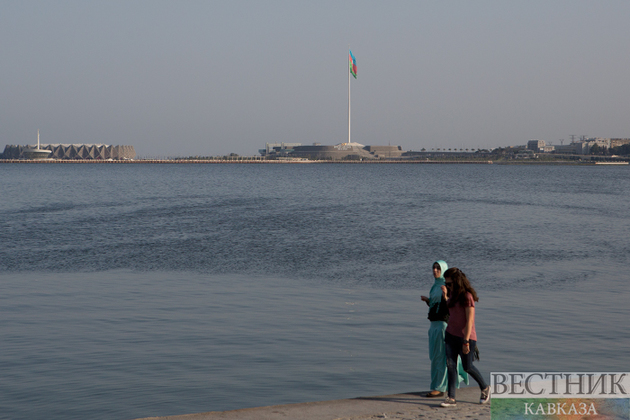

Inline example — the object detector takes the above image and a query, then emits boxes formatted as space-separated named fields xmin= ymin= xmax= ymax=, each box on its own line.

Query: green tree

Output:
xmin=611 ymin=144 xmax=630 ymax=156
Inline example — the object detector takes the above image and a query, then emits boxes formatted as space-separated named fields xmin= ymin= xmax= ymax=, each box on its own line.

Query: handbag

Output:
xmin=427 ymin=296 xmax=450 ymax=322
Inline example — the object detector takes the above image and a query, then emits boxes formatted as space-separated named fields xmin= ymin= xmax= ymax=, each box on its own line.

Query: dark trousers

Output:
xmin=444 ymin=331 xmax=487 ymax=399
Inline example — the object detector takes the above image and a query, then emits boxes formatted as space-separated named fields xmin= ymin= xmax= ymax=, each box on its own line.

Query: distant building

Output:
xmin=363 ymin=145 xmax=404 ymax=158
xmin=577 ymin=138 xmax=610 ymax=154
xmin=259 ymin=143 xmax=303 ymax=157
xmin=2 ymin=144 xmax=136 ymax=160
xmin=527 ymin=140 xmax=546 ymax=151
xmin=552 ymin=144 xmax=576 ymax=154
xmin=261 ymin=142 xmax=403 ymax=160
xmin=573 ymin=141 xmax=590 ymax=155
xmin=609 ymin=138 xmax=630 ymax=148
xmin=402 ymin=149 xmax=487 ymax=158
xmin=551 ymin=137 xmax=628 ymax=155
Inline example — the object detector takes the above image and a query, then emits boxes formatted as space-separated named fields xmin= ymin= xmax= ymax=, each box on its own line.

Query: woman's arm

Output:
xmin=462 ymin=305 xmax=475 ymax=355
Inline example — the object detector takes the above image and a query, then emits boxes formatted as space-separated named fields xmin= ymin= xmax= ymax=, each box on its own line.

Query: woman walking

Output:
xmin=440 ymin=267 xmax=490 ymax=407
xmin=421 ymin=261 xmax=468 ymax=397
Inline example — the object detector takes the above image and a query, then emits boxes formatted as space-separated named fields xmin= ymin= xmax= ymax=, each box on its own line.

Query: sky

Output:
xmin=2 ymin=1 xmax=630 ymax=157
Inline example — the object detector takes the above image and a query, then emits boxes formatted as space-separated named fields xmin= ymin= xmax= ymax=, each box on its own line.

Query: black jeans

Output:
xmin=444 ymin=331 xmax=487 ymax=399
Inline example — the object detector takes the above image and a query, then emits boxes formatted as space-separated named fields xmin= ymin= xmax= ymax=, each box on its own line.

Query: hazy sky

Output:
xmin=2 ymin=1 xmax=630 ymax=157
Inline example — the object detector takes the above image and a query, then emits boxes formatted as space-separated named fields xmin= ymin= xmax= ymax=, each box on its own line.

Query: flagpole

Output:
xmin=348 ymin=50 xmax=351 ymax=145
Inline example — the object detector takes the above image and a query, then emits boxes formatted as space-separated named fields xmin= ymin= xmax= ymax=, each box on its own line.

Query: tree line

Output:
xmin=590 ymin=143 xmax=630 ymax=156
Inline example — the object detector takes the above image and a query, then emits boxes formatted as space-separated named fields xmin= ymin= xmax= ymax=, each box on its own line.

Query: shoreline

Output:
xmin=132 ymin=387 xmax=490 ymax=420
xmin=1 ymin=158 xmax=625 ymax=165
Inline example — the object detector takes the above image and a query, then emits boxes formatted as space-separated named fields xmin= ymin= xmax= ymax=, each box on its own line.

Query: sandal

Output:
xmin=426 ymin=390 xmax=444 ymax=397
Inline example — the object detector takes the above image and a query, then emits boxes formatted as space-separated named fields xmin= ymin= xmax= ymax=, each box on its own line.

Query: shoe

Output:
xmin=426 ymin=391 xmax=444 ymax=397
xmin=480 ymin=386 xmax=491 ymax=404
xmin=440 ymin=397 xmax=457 ymax=407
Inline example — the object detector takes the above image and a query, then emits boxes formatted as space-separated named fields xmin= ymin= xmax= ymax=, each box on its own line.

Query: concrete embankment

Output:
xmin=134 ymin=387 xmax=490 ymax=420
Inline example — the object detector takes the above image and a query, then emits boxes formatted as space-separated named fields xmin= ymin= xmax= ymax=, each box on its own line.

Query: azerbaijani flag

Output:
xmin=349 ymin=50 xmax=357 ymax=79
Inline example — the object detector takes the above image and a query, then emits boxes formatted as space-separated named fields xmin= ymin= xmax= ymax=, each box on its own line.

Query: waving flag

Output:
xmin=349 ymin=50 xmax=357 ymax=79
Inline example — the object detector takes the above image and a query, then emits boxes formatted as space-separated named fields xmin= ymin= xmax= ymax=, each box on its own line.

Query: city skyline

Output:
xmin=2 ymin=1 xmax=630 ymax=157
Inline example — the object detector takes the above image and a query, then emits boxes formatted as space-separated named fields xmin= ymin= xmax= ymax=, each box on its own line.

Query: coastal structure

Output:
xmin=527 ymin=138 xmax=630 ymax=155
xmin=2 ymin=143 xmax=136 ymax=160
xmin=527 ymin=140 xmax=546 ymax=152
xmin=260 ymin=142 xmax=404 ymax=160
xmin=256 ymin=51 xmax=401 ymax=161
xmin=610 ymin=138 xmax=630 ymax=148
xmin=259 ymin=143 xmax=303 ymax=157
xmin=21 ymin=130 xmax=52 ymax=160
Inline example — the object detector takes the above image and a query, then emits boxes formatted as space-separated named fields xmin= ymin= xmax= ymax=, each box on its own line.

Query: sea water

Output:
xmin=0 ymin=163 xmax=628 ymax=420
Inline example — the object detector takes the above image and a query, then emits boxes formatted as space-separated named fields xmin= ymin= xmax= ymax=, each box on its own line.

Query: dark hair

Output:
xmin=443 ymin=267 xmax=479 ymax=307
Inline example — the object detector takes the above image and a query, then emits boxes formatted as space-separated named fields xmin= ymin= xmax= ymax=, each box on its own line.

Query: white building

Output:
xmin=527 ymin=140 xmax=546 ymax=151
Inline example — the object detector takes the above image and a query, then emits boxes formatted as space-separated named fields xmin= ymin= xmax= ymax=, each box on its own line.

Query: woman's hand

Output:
xmin=421 ymin=295 xmax=429 ymax=303
xmin=440 ymin=285 xmax=448 ymax=299
xmin=462 ymin=343 xmax=470 ymax=355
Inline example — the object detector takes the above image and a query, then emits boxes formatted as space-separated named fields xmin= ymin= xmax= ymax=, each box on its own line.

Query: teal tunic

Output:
xmin=427 ymin=260 xmax=468 ymax=391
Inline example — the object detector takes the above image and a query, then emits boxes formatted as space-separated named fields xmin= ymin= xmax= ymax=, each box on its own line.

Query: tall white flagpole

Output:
xmin=348 ymin=50 xmax=351 ymax=145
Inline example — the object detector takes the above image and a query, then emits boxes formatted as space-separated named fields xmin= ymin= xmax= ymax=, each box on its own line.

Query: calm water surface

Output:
xmin=1 ymin=163 xmax=628 ymax=420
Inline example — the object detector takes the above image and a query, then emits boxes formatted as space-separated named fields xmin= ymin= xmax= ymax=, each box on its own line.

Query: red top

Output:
xmin=446 ymin=292 xmax=477 ymax=341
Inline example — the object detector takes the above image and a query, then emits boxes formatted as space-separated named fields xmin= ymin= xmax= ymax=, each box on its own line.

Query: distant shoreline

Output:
xmin=0 ymin=159 xmax=492 ymax=164
xmin=1 ymin=159 xmax=627 ymax=165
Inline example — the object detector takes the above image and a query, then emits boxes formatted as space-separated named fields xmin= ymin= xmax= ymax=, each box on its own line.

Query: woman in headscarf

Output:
xmin=421 ymin=260 xmax=468 ymax=397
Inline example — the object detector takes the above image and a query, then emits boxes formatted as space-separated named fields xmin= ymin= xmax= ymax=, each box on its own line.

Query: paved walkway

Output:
xmin=135 ymin=387 xmax=490 ymax=420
